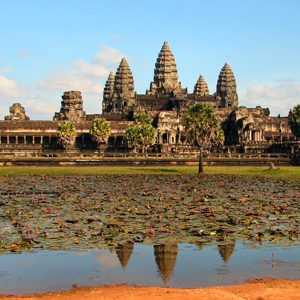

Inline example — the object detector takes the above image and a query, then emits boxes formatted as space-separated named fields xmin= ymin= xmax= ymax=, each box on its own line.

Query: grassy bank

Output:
xmin=0 ymin=165 xmax=299 ymax=179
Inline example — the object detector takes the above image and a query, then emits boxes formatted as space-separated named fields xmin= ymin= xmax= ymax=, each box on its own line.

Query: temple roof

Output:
xmin=103 ymin=72 xmax=115 ymax=101
xmin=216 ymin=63 xmax=237 ymax=94
xmin=194 ymin=75 xmax=209 ymax=96
xmin=114 ymin=58 xmax=135 ymax=98
xmin=149 ymin=41 xmax=181 ymax=94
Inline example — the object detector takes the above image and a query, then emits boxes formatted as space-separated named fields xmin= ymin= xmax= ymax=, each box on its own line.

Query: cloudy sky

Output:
xmin=0 ymin=0 xmax=300 ymax=119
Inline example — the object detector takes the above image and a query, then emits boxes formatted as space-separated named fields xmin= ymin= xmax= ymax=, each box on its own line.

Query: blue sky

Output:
xmin=0 ymin=0 xmax=300 ymax=119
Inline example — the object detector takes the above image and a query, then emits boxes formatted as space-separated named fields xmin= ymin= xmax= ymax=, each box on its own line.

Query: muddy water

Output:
xmin=0 ymin=241 xmax=299 ymax=294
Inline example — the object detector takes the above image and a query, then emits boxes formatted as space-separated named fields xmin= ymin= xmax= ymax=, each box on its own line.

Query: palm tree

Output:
xmin=184 ymin=103 xmax=224 ymax=173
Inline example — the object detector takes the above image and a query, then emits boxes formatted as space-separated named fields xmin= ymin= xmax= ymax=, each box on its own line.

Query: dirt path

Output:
xmin=1 ymin=279 xmax=300 ymax=300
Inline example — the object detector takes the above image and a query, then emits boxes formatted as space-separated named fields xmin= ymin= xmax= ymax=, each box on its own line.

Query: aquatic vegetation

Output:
xmin=0 ymin=174 xmax=299 ymax=253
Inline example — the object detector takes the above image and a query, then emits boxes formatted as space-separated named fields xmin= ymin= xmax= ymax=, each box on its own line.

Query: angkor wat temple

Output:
xmin=0 ymin=41 xmax=298 ymax=162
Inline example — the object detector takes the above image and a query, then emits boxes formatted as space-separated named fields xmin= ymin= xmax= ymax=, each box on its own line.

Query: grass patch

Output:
xmin=0 ymin=165 xmax=299 ymax=179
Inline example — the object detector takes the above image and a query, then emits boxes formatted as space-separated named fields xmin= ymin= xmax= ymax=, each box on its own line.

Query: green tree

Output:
xmin=57 ymin=120 xmax=76 ymax=149
xmin=289 ymin=104 xmax=300 ymax=138
xmin=90 ymin=117 xmax=111 ymax=153
xmin=184 ymin=103 xmax=224 ymax=173
xmin=125 ymin=113 xmax=156 ymax=154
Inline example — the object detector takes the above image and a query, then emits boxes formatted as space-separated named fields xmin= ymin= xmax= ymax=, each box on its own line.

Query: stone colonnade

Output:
xmin=0 ymin=135 xmax=52 ymax=145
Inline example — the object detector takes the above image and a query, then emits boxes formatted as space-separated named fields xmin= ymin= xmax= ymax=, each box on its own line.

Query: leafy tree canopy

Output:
xmin=57 ymin=120 xmax=76 ymax=148
xmin=90 ymin=117 xmax=111 ymax=144
xmin=134 ymin=113 xmax=152 ymax=125
xmin=184 ymin=103 xmax=224 ymax=173
xmin=184 ymin=103 xmax=224 ymax=148
xmin=289 ymin=104 xmax=300 ymax=138
xmin=125 ymin=113 xmax=156 ymax=153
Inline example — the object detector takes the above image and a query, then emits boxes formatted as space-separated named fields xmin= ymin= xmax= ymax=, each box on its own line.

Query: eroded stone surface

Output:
xmin=216 ymin=63 xmax=238 ymax=109
xmin=53 ymin=91 xmax=86 ymax=121
xmin=147 ymin=41 xmax=185 ymax=96
xmin=194 ymin=75 xmax=209 ymax=97
xmin=103 ymin=72 xmax=115 ymax=112
xmin=5 ymin=103 xmax=30 ymax=121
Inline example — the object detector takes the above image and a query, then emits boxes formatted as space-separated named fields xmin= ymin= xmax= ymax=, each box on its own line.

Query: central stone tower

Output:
xmin=147 ymin=41 xmax=185 ymax=96
xmin=216 ymin=63 xmax=238 ymax=109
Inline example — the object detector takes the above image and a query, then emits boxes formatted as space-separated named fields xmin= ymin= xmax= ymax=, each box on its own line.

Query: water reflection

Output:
xmin=0 ymin=241 xmax=299 ymax=293
xmin=217 ymin=241 xmax=236 ymax=264
xmin=115 ymin=242 xmax=134 ymax=269
xmin=112 ymin=240 xmax=236 ymax=276
xmin=154 ymin=241 xmax=178 ymax=283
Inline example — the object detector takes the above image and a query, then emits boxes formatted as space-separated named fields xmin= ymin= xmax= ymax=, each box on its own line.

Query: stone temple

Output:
xmin=0 ymin=41 xmax=298 ymax=162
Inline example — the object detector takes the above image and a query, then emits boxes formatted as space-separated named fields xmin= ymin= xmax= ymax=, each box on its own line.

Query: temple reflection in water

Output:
xmin=115 ymin=242 xmax=134 ymax=269
xmin=154 ymin=241 xmax=178 ymax=283
xmin=113 ymin=240 xmax=236 ymax=283
xmin=217 ymin=242 xmax=236 ymax=264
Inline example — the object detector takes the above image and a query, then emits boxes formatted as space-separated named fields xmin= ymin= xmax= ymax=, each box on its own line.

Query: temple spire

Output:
xmin=114 ymin=58 xmax=135 ymax=97
xmin=194 ymin=75 xmax=209 ymax=97
xmin=112 ymin=58 xmax=136 ymax=111
xmin=148 ymin=41 xmax=185 ymax=96
xmin=102 ymin=71 xmax=115 ymax=112
xmin=216 ymin=62 xmax=238 ymax=109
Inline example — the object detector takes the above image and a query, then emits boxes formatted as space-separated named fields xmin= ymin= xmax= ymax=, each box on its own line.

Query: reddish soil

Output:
xmin=0 ymin=278 xmax=299 ymax=300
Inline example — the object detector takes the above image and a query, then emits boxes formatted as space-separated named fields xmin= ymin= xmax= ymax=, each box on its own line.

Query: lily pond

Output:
xmin=0 ymin=174 xmax=299 ymax=293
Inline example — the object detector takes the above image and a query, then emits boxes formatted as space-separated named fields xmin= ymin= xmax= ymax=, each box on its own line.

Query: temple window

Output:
xmin=75 ymin=137 xmax=82 ymax=146
xmin=26 ymin=136 xmax=33 ymax=144
xmin=35 ymin=137 xmax=41 ymax=144
xmin=43 ymin=136 xmax=50 ymax=145
xmin=1 ymin=136 xmax=8 ymax=144
xmin=162 ymin=133 xmax=168 ymax=144
xmin=108 ymin=136 xmax=115 ymax=145
xmin=9 ymin=136 xmax=16 ymax=144
xmin=18 ymin=136 xmax=25 ymax=144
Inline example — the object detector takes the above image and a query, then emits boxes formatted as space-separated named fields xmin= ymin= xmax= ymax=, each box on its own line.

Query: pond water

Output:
xmin=0 ymin=241 xmax=299 ymax=294
xmin=0 ymin=174 xmax=299 ymax=294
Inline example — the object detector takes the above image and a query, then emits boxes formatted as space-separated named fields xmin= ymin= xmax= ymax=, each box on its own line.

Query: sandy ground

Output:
xmin=0 ymin=279 xmax=300 ymax=300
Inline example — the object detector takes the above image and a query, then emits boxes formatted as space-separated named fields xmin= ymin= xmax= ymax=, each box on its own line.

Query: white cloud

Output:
xmin=24 ymin=98 xmax=57 ymax=116
xmin=94 ymin=250 xmax=120 ymax=271
xmin=73 ymin=59 xmax=109 ymax=78
xmin=93 ymin=45 xmax=124 ymax=65
xmin=242 ymin=80 xmax=300 ymax=116
xmin=0 ymin=75 xmax=24 ymax=98
xmin=39 ymin=74 xmax=103 ymax=95
xmin=0 ymin=45 xmax=124 ymax=119
xmin=0 ymin=75 xmax=26 ymax=119
xmin=38 ymin=45 xmax=125 ymax=108
xmin=0 ymin=67 xmax=14 ymax=74
xmin=0 ymin=74 xmax=58 ymax=120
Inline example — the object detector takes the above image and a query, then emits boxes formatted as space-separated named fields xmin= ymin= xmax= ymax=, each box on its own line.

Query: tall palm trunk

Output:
xmin=198 ymin=146 xmax=204 ymax=174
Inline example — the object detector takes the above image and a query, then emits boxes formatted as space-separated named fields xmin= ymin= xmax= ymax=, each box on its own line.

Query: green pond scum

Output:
xmin=0 ymin=173 xmax=299 ymax=253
